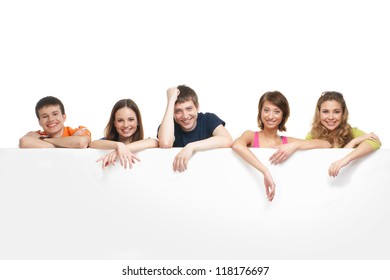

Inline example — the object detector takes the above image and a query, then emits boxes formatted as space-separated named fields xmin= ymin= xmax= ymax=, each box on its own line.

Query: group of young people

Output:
xmin=19 ymin=86 xmax=381 ymax=201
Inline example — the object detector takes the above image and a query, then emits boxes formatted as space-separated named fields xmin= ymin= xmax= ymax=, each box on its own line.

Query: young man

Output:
xmin=19 ymin=96 xmax=91 ymax=148
xmin=158 ymin=85 xmax=232 ymax=172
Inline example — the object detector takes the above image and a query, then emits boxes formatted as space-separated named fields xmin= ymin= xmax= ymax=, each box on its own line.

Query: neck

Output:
xmin=48 ymin=128 xmax=64 ymax=138
xmin=119 ymin=135 xmax=133 ymax=145
xmin=260 ymin=128 xmax=279 ymax=138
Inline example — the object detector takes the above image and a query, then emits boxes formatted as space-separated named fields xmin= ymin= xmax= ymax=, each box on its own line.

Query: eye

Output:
xmin=274 ymin=110 xmax=281 ymax=115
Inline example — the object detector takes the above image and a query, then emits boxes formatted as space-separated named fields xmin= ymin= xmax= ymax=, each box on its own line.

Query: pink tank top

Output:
xmin=252 ymin=131 xmax=288 ymax=148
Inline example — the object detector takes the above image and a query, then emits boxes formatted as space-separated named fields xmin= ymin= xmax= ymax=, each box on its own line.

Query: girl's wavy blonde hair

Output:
xmin=311 ymin=91 xmax=353 ymax=147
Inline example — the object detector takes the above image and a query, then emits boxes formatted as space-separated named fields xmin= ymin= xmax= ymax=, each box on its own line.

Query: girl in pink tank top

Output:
xmin=232 ymin=91 xmax=298 ymax=202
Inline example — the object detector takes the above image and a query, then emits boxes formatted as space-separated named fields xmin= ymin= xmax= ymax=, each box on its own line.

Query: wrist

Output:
xmin=262 ymin=168 xmax=271 ymax=176
xmin=116 ymin=142 xmax=126 ymax=149
xmin=185 ymin=143 xmax=195 ymax=153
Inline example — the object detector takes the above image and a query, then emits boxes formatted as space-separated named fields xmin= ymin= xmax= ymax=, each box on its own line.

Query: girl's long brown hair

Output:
xmin=104 ymin=99 xmax=144 ymax=142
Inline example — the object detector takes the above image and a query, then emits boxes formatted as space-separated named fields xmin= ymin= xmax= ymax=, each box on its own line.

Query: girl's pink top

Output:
xmin=252 ymin=131 xmax=288 ymax=148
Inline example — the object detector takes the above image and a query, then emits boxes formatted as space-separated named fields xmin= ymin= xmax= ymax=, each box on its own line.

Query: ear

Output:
xmin=63 ymin=114 xmax=67 ymax=122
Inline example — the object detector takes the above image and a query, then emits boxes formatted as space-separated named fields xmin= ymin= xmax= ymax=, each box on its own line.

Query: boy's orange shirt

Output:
xmin=38 ymin=126 xmax=91 ymax=137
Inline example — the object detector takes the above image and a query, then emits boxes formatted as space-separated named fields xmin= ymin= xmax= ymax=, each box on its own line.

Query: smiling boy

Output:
xmin=158 ymin=85 xmax=232 ymax=172
xmin=19 ymin=96 xmax=91 ymax=148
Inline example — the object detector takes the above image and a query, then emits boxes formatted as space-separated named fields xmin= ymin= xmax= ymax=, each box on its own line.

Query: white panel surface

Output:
xmin=0 ymin=148 xmax=389 ymax=259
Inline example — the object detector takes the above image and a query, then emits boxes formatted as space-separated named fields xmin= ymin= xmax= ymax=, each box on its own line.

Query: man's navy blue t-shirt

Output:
xmin=172 ymin=112 xmax=225 ymax=147
xmin=157 ymin=112 xmax=225 ymax=147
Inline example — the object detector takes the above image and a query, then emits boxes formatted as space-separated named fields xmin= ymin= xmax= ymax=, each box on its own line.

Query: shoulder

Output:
xmin=238 ymin=130 xmax=256 ymax=140
xmin=67 ymin=126 xmax=91 ymax=136
xmin=351 ymin=127 xmax=366 ymax=138
xmin=201 ymin=112 xmax=225 ymax=124
xmin=37 ymin=130 xmax=46 ymax=136
xmin=233 ymin=130 xmax=255 ymax=147
xmin=286 ymin=136 xmax=302 ymax=142
xmin=305 ymin=132 xmax=313 ymax=140
xmin=201 ymin=112 xmax=221 ymax=119
xmin=244 ymin=130 xmax=256 ymax=137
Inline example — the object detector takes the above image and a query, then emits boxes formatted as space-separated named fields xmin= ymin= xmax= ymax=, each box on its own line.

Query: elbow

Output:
xmin=377 ymin=138 xmax=382 ymax=150
xmin=19 ymin=136 xmax=32 ymax=148
xmin=372 ymin=141 xmax=381 ymax=151
xmin=159 ymin=140 xmax=173 ymax=149
xmin=76 ymin=137 xmax=91 ymax=149
xmin=315 ymin=139 xmax=331 ymax=148
xmin=151 ymin=139 xmax=159 ymax=148
xmin=231 ymin=140 xmax=243 ymax=152
xmin=218 ymin=134 xmax=233 ymax=149
xmin=19 ymin=137 xmax=27 ymax=148
xmin=158 ymin=137 xmax=174 ymax=149
xmin=224 ymin=137 xmax=233 ymax=148
xmin=88 ymin=141 xmax=97 ymax=149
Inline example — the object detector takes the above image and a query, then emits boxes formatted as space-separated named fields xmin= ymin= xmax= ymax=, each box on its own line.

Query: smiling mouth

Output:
xmin=46 ymin=123 xmax=58 ymax=128
xmin=181 ymin=119 xmax=192 ymax=125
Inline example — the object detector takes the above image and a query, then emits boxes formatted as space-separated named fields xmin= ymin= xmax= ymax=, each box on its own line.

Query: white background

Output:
xmin=0 ymin=0 xmax=389 ymax=148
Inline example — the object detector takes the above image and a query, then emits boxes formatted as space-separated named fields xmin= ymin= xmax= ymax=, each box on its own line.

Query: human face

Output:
xmin=319 ymin=100 xmax=342 ymax=131
xmin=174 ymin=100 xmax=198 ymax=132
xmin=38 ymin=105 xmax=66 ymax=137
xmin=261 ymin=101 xmax=283 ymax=130
xmin=114 ymin=107 xmax=138 ymax=142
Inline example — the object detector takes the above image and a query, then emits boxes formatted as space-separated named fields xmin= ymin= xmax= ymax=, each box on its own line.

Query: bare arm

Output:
xmin=270 ymin=138 xmax=331 ymax=164
xmin=89 ymin=139 xmax=121 ymax=150
xmin=158 ymin=87 xmax=180 ymax=148
xmin=232 ymin=130 xmax=275 ymax=201
xmin=90 ymin=138 xmax=158 ymax=152
xmin=172 ymin=124 xmax=233 ymax=172
xmin=95 ymin=138 xmax=158 ymax=170
xmin=344 ymin=132 xmax=380 ymax=148
xmin=328 ymin=141 xmax=376 ymax=177
xmin=43 ymin=135 xmax=91 ymax=148
xmin=19 ymin=132 xmax=56 ymax=148
xmin=183 ymin=124 xmax=232 ymax=152
xmin=127 ymin=138 xmax=159 ymax=152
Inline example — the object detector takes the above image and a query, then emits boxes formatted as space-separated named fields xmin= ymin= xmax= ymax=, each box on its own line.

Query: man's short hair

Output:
xmin=35 ymin=96 xmax=65 ymax=119
xmin=176 ymin=85 xmax=199 ymax=108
